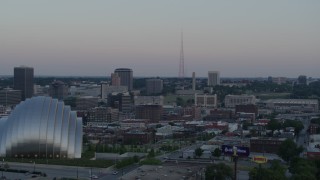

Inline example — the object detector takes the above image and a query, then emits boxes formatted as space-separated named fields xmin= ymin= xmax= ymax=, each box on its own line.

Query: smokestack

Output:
xmin=192 ymin=72 xmax=196 ymax=90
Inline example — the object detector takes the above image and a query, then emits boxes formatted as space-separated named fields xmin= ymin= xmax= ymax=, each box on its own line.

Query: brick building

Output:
xmin=250 ymin=137 xmax=286 ymax=154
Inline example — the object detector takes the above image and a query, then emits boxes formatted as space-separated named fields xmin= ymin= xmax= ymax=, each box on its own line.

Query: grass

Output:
xmin=253 ymin=93 xmax=291 ymax=100
xmin=139 ymin=158 xmax=162 ymax=165
xmin=163 ymin=94 xmax=193 ymax=105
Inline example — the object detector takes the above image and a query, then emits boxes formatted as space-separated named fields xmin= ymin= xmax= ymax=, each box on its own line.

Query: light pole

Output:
xmin=90 ymin=167 xmax=92 ymax=180
xmin=1 ymin=158 xmax=3 ymax=178
xmin=232 ymin=146 xmax=238 ymax=180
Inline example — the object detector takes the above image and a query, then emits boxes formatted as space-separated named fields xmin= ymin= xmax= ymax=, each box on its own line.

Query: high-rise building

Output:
xmin=13 ymin=66 xmax=34 ymax=100
xmin=208 ymin=71 xmax=220 ymax=86
xmin=49 ymin=80 xmax=69 ymax=100
xmin=121 ymin=92 xmax=133 ymax=113
xmin=111 ymin=73 xmax=121 ymax=86
xmin=146 ymin=79 xmax=163 ymax=95
xmin=107 ymin=92 xmax=133 ymax=113
xmin=114 ymin=68 xmax=133 ymax=91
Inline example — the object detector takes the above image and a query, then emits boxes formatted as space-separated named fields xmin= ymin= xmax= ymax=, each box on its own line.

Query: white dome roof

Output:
xmin=0 ymin=96 xmax=82 ymax=159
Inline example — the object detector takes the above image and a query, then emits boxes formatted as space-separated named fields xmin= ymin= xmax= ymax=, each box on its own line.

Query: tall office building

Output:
xmin=146 ymin=79 xmax=163 ymax=95
xmin=111 ymin=73 xmax=121 ymax=86
xmin=208 ymin=71 xmax=220 ymax=86
xmin=114 ymin=68 xmax=133 ymax=91
xmin=13 ymin=66 xmax=34 ymax=100
xmin=48 ymin=80 xmax=69 ymax=100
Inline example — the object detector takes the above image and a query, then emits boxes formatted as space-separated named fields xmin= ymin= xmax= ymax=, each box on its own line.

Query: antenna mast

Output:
xmin=179 ymin=31 xmax=185 ymax=78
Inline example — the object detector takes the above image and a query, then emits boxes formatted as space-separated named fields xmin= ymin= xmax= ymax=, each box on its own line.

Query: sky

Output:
xmin=1 ymin=0 xmax=320 ymax=78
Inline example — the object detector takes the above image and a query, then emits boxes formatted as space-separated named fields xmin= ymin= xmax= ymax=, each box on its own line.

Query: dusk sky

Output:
xmin=1 ymin=0 xmax=320 ymax=78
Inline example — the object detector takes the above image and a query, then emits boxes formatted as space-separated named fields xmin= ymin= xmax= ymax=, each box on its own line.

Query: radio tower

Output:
xmin=179 ymin=31 xmax=185 ymax=78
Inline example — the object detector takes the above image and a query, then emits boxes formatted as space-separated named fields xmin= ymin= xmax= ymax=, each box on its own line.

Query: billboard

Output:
xmin=252 ymin=156 xmax=268 ymax=164
xmin=221 ymin=145 xmax=250 ymax=157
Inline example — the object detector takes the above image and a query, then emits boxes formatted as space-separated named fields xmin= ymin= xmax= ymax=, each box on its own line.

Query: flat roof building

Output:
xmin=195 ymin=94 xmax=217 ymax=108
xmin=208 ymin=71 xmax=220 ymax=86
xmin=114 ymin=68 xmax=133 ymax=91
xmin=49 ymin=80 xmax=69 ymax=100
xmin=266 ymin=99 xmax=319 ymax=113
xmin=13 ymin=66 xmax=34 ymax=100
xmin=0 ymin=89 xmax=21 ymax=107
xmin=146 ymin=79 xmax=163 ymax=95
xmin=224 ymin=94 xmax=256 ymax=108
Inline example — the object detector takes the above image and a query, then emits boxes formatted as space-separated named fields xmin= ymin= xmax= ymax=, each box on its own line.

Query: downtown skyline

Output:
xmin=1 ymin=0 xmax=320 ymax=78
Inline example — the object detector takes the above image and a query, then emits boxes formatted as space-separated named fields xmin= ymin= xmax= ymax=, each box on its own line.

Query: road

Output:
xmin=1 ymin=160 xmax=144 ymax=180
xmin=2 ymin=162 xmax=123 ymax=180
xmin=295 ymin=116 xmax=311 ymax=157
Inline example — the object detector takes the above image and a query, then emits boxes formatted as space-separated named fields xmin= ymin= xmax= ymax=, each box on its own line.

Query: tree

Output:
xmin=176 ymin=97 xmax=186 ymax=107
xmin=242 ymin=122 xmax=252 ymax=130
xmin=212 ymin=148 xmax=221 ymax=158
xmin=195 ymin=147 xmax=204 ymax=158
xmin=249 ymin=160 xmax=286 ymax=180
xmin=282 ymin=120 xmax=304 ymax=135
xmin=289 ymin=157 xmax=317 ymax=180
xmin=205 ymin=163 xmax=233 ymax=180
xmin=249 ymin=166 xmax=273 ymax=180
xmin=148 ymin=148 xmax=155 ymax=158
xmin=168 ymin=122 xmax=175 ymax=126
xmin=277 ymin=139 xmax=303 ymax=163
xmin=267 ymin=119 xmax=281 ymax=132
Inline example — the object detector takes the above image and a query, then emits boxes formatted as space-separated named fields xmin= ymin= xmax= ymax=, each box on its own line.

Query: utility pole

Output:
xmin=233 ymin=146 xmax=238 ymax=180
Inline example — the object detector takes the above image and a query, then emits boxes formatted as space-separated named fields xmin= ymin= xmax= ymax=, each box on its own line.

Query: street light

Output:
xmin=232 ymin=146 xmax=238 ymax=180
xmin=90 ymin=167 xmax=92 ymax=180
xmin=76 ymin=166 xmax=79 ymax=180
xmin=1 ymin=158 xmax=4 ymax=178
xmin=33 ymin=161 xmax=36 ymax=173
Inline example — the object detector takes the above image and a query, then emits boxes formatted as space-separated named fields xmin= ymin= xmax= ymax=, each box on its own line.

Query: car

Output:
xmin=112 ymin=171 xmax=119 ymax=175
xmin=89 ymin=175 xmax=99 ymax=179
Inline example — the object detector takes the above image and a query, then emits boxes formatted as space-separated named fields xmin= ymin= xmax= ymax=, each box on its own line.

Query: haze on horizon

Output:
xmin=1 ymin=0 xmax=319 ymax=78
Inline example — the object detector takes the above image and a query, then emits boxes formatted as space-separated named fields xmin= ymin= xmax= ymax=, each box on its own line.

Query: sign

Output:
xmin=221 ymin=145 xmax=250 ymax=157
xmin=252 ymin=156 xmax=268 ymax=164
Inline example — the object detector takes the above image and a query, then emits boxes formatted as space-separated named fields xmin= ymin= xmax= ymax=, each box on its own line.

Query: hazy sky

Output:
xmin=1 ymin=0 xmax=320 ymax=78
